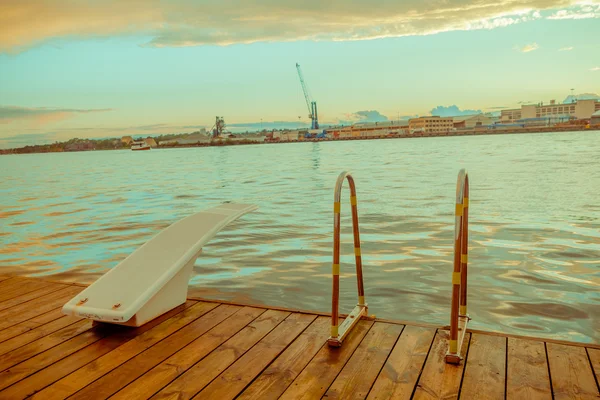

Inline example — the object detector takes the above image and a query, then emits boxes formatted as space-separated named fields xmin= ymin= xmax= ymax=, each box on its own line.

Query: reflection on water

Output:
xmin=1 ymin=131 xmax=599 ymax=343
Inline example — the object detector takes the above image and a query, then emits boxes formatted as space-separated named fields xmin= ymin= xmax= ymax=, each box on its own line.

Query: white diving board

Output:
xmin=63 ymin=203 xmax=257 ymax=326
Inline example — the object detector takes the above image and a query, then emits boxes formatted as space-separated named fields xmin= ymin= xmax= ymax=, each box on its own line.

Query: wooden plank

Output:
xmin=0 ymin=301 xmax=193 ymax=400
xmin=279 ymin=319 xmax=374 ymax=400
xmin=0 ymin=321 xmax=110 ymax=390
xmin=239 ymin=316 xmax=331 ymax=400
xmin=506 ymin=338 xmax=552 ymax=399
xmin=367 ymin=325 xmax=436 ymax=400
xmin=0 ymin=283 xmax=66 ymax=312
xmin=466 ymin=327 xmax=600 ymax=350
xmin=0 ymin=308 xmax=66 ymax=344
xmin=413 ymin=330 xmax=471 ymax=400
xmin=0 ymin=286 xmax=82 ymax=330
xmin=547 ymin=343 xmax=600 ymax=399
xmin=69 ymin=304 xmax=243 ymax=400
xmin=151 ymin=309 xmax=290 ymax=400
xmin=0 ymin=277 xmax=24 ymax=292
xmin=325 ymin=322 xmax=404 ymax=400
xmin=197 ymin=313 xmax=317 ymax=400
xmin=190 ymin=295 xmax=438 ymax=330
xmin=112 ymin=307 xmax=266 ymax=400
xmin=0 ymin=313 xmax=81 ymax=356
xmin=588 ymin=348 xmax=600 ymax=390
xmin=0 ymin=280 xmax=54 ymax=303
xmin=460 ymin=333 xmax=506 ymax=400
xmin=0 ymin=319 xmax=94 ymax=372
xmin=29 ymin=300 xmax=212 ymax=400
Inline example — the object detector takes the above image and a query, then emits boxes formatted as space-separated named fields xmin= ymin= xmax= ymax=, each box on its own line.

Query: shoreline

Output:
xmin=2 ymin=125 xmax=599 ymax=155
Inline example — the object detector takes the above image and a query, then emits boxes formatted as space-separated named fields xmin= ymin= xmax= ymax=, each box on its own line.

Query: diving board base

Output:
xmin=120 ymin=259 xmax=194 ymax=327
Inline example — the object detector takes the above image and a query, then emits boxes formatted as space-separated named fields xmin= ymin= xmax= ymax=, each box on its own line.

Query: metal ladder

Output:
xmin=446 ymin=169 xmax=471 ymax=363
xmin=327 ymin=171 xmax=368 ymax=347
xmin=326 ymin=169 xmax=472 ymax=358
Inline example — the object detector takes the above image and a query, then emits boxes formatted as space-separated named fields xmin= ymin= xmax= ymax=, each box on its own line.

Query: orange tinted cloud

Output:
xmin=1 ymin=1 xmax=596 ymax=52
xmin=0 ymin=106 xmax=112 ymax=125
xmin=0 ymin=0 xmax=161 ymax=52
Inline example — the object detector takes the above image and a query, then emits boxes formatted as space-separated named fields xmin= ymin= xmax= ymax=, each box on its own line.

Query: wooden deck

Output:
xmin=0 ymin=275 xmax=598 ymax=400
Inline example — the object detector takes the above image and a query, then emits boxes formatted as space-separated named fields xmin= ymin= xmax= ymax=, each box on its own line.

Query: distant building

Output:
xmin=326 ymin=121 xmax=409 ymax=138
xmin=121 ymin=136 xmax=133 ymax=145
xmin=453 ymin=114 xmax=492 ymax=129
xmin=144 ymin=137 xmax=157 ymax=147
xmin=591 ymin=110 xmax=600 ymax=125
xmin=271 ymin=130 xmax=302 ymax=141
xmin=408 ymin=116 xmax=453 ymax=134
xmin=516 ymin=115 xmax=572 ymax=127
xmin=500 ymin=109 xmax=522 ymax=122
xmin=500 ymin=99 xmax=600 ymax=123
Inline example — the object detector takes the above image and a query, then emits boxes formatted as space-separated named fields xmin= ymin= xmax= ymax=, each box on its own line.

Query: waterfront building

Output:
xmin=327 ymin=121 xmax=409 ymax=138
xmin=591 ymin=110 xmax=600 ymax=125
xmin=453 ymin=114 xmax=493 ymax=129
xmin=501 ymin=99 xmax=600 ymax=123
xmin=408 ymin=116 xmax=453 ymax=134
xmin=500 ymin=109 xmax=522 ymax=123
xmin=144 ymin=137 xmax=158 ymax=147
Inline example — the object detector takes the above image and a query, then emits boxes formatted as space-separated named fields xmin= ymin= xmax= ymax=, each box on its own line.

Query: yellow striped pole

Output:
xmin=332 ymin=197 xmax=341 ymax=339
xmin=449 ymin=169 xmax=468 ymax=359
xmin=347 ymin=176 xmax=365 ymax=307
xmin=460 ymin=177 xmax=469 ymax=317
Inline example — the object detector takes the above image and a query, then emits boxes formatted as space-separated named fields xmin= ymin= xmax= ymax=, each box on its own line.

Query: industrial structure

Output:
xmin=295 ymin=63 xmax=320 ymax=131
xmin=211 ymin=116 xmax=227 ymax=138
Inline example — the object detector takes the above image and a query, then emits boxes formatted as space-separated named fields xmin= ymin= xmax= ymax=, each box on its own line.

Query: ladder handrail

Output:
xmin=446 ymin=169 xmax=470 ymax=363
xmin=328 ymin=171 xmax=368 ymax=347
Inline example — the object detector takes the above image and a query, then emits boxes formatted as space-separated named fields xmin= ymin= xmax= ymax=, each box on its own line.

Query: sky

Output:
xmin=0 ymin=0 xmax=599 ymax=148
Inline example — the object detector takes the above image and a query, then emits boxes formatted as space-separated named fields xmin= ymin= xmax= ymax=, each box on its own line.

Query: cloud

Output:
xmin=516 ymin=42 xmax=540 ymax=52
xmin=0 ymin=106 xmax=112 ymax=125
xmin=486 ymin=106 xmax=509 ymax=109
xmin=335 ymin=110 xmax=390 ymax=125
xmin=591 ymin=67 xmax=600 ymax=71
xmin=0 ymin=1 xmax=597 ymax=52
xmin=353 ymin=110 xmax=389 ymax=122
xmin=547 ymin=3 xmax=600 ymax=19
xmin=558 ymin=46 xmax=574 ymax=51
xmin=430 ymin=105 xmax=482 ymax=117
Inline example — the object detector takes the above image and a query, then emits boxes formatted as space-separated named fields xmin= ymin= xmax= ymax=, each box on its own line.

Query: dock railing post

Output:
xmin=446 ymin=169 xmax=471 ymax=364
xmin=328 ymin=172 xmax=368 ymax=347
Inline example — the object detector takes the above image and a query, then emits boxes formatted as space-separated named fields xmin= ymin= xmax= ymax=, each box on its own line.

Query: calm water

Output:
xmin=1 ymin=132 xmax=599 ymax=343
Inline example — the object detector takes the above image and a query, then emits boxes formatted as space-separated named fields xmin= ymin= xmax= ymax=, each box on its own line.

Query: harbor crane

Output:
xmin=296 ymin=63 xmax=319 ymax=130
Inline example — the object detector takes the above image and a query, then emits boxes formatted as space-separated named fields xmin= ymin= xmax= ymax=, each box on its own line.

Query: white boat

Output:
xmin=131 ymin=141 xmax=150 ymax=151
